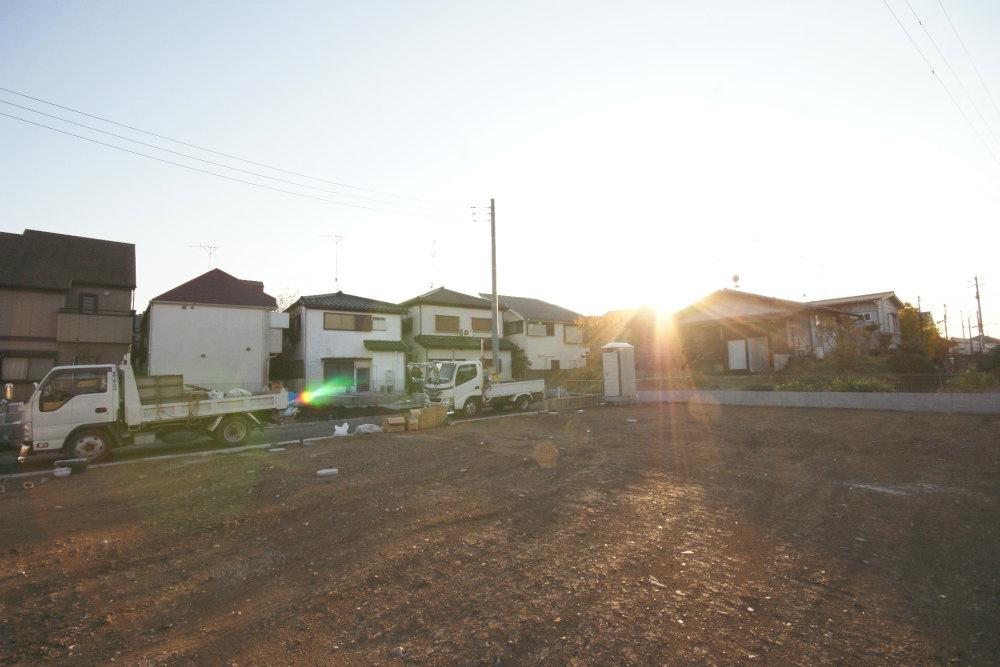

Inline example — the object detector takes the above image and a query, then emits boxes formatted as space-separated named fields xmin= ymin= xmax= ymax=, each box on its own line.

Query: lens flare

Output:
xmin=291 ymin=376 xmax=356 ymax=406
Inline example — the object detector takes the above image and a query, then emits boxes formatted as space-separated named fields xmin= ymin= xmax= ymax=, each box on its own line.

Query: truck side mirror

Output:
xmin=2 ymin=383 xmax=12 ymax=401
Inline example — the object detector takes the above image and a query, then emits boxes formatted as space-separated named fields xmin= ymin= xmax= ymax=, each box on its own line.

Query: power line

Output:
xmin=936 ymin=0 xmax=1000 ymax=126
xmin=0 ymin=85 xmax=475 ymax=208
xmin=0 ymin=111 xmax=482 ymax=224
xmin=903 ymin=0 xmax=1000 ymax=148
xmin=880 ymin=0 xmax=1000 ymax=168
xmin=0 ymin=97 xmax=471 ymax=213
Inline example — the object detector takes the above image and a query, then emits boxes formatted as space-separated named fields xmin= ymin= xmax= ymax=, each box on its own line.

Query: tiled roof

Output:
xmin=413 ymin=334 xmax=518 ymax=351
xmin=363 ymin=339 xmax=410 ymax=352
xmin=400 ymin=287 xmax=501 ymax=310
xmin=0 ymin=229 xmax=135 ymax=291
xmin=298 ymin=291 xmax=404 ymax=314
xmin=480 ymin=293 xmax=583 ymax=322
xmin=152 ymin=268 xmax=276 ymax=308
xmin=674 ymin=289 xmax=852 ymax=325
xmin=807 ymin=291 xmax=902 ymax=307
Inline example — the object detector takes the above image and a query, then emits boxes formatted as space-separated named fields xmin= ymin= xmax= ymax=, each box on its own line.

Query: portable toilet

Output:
xmin=602 ymin=342 xmax=637 ymax=402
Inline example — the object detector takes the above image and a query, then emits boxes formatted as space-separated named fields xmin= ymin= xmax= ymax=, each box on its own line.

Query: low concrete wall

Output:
xmin=638 ymin=389 xmax=1000 ymax=415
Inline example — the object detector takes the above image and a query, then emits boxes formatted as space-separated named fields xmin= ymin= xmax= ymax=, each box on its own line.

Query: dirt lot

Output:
xmin=1 ymin=404 xmax=998 ymax=665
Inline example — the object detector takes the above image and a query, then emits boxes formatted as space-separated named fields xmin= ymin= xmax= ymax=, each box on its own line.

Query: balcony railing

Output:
xmin=56 ymin=309 xmax=134 ymax=344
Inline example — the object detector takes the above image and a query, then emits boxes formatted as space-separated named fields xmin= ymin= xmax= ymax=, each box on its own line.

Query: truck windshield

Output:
xmin=432 ymin=363 xmax=456 ymax=383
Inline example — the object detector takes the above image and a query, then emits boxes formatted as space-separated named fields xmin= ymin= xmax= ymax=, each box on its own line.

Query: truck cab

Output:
xmin=19 ymin=364 xmax=119 ymax=461
xmin=409 ymin=359 xmax=543 ymax=417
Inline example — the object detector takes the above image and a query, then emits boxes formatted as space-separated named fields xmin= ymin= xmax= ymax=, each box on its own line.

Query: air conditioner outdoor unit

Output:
xmin=461 ymin=329 xmax=470 ymax=335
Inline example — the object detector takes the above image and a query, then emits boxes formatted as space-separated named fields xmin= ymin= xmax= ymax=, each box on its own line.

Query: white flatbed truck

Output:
xmin=16 ymin=360 xmax=287 ymax=463
xmin=409 ymin=359 xmax=544 ymax=417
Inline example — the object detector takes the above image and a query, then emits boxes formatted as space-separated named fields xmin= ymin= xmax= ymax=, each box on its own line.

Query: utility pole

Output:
xmin=489 ymin=198 xmax=501 ymax=381
xmin=428 ymin=240 xmax=438 ymax=289
xmin=942 ymin=303 xmax=949 ymax=340
xmin=917 ymin=295 xmax=926 ymax=351
xmin=974 ymin=275 xmax=984 ymax=354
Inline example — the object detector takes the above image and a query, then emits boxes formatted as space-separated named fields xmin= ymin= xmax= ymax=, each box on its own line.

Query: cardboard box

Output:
xmin=406 ymin=416 xmax=419 ymax=431
xmin=418 ymin=403 xmax=449 ymax=430
xmin=382 ymin=416 xmax=406 ymax=433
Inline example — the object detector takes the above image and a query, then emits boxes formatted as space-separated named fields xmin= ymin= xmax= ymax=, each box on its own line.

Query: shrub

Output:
xmin=886 ymin=352 xmax=936 ymax=375
xmin=947 ymin=370 xmax=997 ymax=392
xmin=774 ymin=379 xmax=817 ymax=392
xmin=825 ymin=376 xmax=895 ymax=392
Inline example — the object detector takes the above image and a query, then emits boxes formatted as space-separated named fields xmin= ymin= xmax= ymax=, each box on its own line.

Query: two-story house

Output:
xmin=401 ymin=287 xmax=516 ymax=380
xmin=807 ymin=291 xmax=903 ymax=349
xmin=0 ymin=229 xmax=135 ymax=400
xmin=484 ymin=293 xmax=586 ymax=371
xmin=284 ymin=291 xmax=408 ymax=395
xmin=137 ymin=268 xmax=287 ymax=392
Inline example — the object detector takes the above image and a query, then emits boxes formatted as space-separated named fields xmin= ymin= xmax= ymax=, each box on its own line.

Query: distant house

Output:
xmin=139 ymin=269 xmax=286 ymax=391
xmin=401 ymin=287 xmax=516 ymax=381
xmin=481 ymin=293 xmax=586 ymax=371
xmin=807 ymin=291 xmax=903 ymax=348
xmin=0 ymin=229 xmax=135 ymax=400
xmin=950 ymin=335 xmax=999 ymax=356
xmin=283 ymin=291 xmax=408 ymax=395
xmin=674 ymin=289 xmax=851 ymax=372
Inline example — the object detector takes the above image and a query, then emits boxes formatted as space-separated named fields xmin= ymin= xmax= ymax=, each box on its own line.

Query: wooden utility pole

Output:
xmin=489 ymin=198 xmax=501 ymax=380
xmin=974 ymin=275 xmax=984 ymax=354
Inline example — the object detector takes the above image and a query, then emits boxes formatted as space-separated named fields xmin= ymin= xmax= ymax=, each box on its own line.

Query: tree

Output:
xmin=898 ymin=303 xmax=950 ymax=364
xmin=275 ymin=288 xmax=300 ymax=311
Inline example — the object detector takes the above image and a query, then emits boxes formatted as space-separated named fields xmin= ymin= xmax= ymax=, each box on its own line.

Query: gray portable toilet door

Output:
xmin=603 ymin=351 xmax=621 ymax=397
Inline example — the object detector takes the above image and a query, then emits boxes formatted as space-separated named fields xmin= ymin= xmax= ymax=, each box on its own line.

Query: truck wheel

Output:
xmin=70 ymin=429 xmax=112 ymax=463
xmin=215 ymin=416 xmax=250 ymax=445
xmin=463 ymin=398 xmax=482 ymax=418
xmin=514 ymin=395 xmax=532 ymax=411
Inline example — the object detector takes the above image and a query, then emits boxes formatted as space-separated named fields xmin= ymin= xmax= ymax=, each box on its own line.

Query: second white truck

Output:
xmin=409 ymin=359 xmax=544 ymax=417
xmin=16 ymin=359 xmax=287 ymax=463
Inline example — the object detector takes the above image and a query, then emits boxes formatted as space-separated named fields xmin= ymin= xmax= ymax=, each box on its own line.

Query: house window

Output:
xmin=550 ymin=359 xmax=560 ymax=370
xmin=545 ymin=322 xmax=555 ymax=336
xmin=860 ymin=312 xmax=873 ymax=322
xmin=564 ymin=325 xmax=583 ymax=344
xmin=527 ymin=321 xmax=547 ymax=337
xmin=323 ymin=312 xmax=372 ymax=331
xmin=79 ymin=293 xmax=98 ymax=313
xmin=435 ymin=315 xmax=460 ymax=333
xmin=471 ymin=317 xmax=492 ymax=333
xmin=889 ymin=313 xmax=899 ymax=332
xmin=507 ymin=320 xmax=524 ymax=335
xmin=373 ymin=316 xmax=387 ymax=331
xmin=1 ymin=357 xmax=29 ymax=381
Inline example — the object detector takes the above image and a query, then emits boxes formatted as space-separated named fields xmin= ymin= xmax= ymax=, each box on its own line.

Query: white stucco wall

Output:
xmin=405 ymin=304 xmax=511 ymax=379
xmin=502 ymin=311 xmax=586 ymax=370
xmin=148 ymin=302 xmax=272 ymax=390
xmin=293 ymin=307 xmax=405 ymax=392
xmin=408 ymin=304 xmax=503 ymax=337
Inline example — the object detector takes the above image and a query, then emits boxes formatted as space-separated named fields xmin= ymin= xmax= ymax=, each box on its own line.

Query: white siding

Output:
xmin=502 ymin=311 xmax=587 ymax=371
xmin=405 ymin=303 xmax=512 ymax=380
xmin=293 ymin=308 xmax=405 ymax=392
xmin=148 ymin=302 xmax=272 ymax=391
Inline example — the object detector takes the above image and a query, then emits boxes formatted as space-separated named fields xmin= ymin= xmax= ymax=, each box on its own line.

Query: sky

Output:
xmin=1 ymin=0 xmax=998 ymax=335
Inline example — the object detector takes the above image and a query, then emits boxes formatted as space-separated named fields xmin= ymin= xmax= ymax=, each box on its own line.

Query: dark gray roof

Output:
xmin=808 ymin=291 xmax=903 ymax=308
xmin=297 ymin=291 xmax=404 ymax=314
xmin=153 ymin=268 xmax=276 ymax=308
xmin=400 ymin=287 xmax=500 ymax=310
xmin=0 ymin=229 xmax=136 ymax=291
xmin=480 ymin=293 xmax=583 ymax=322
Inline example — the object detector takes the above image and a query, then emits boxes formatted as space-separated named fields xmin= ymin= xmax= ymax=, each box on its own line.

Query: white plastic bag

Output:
xmin=207 ymin=390 xmax=224 ymax=399
xmin=354 ymin=423 xmax=382 ymax=435
xmin=333 ymin=422 xmax=350 ymax=437
xmin=225 ymin=388 xmax=252 ymax=398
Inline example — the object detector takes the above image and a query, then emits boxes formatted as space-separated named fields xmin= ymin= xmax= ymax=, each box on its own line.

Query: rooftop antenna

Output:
xmin=322 ymin=233 xmax=345 ymax=291
xmin=189 ymin=242 xmax=220 ymax=268
xmin=428 ymin=240 xmax=438 ymax=288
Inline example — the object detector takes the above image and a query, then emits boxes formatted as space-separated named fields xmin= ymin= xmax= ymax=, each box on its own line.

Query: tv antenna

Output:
xmin=322 ymin=233 xmax=345 ymax=290
xmin=190 ymin=242 xmax=220 ymax=268
xmin=428 ymin=240 xmax=438 ymax=288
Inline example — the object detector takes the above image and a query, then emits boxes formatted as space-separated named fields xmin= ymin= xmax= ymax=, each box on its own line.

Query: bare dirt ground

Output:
xmin=1 ymin=404 xmax=998 ymax=665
